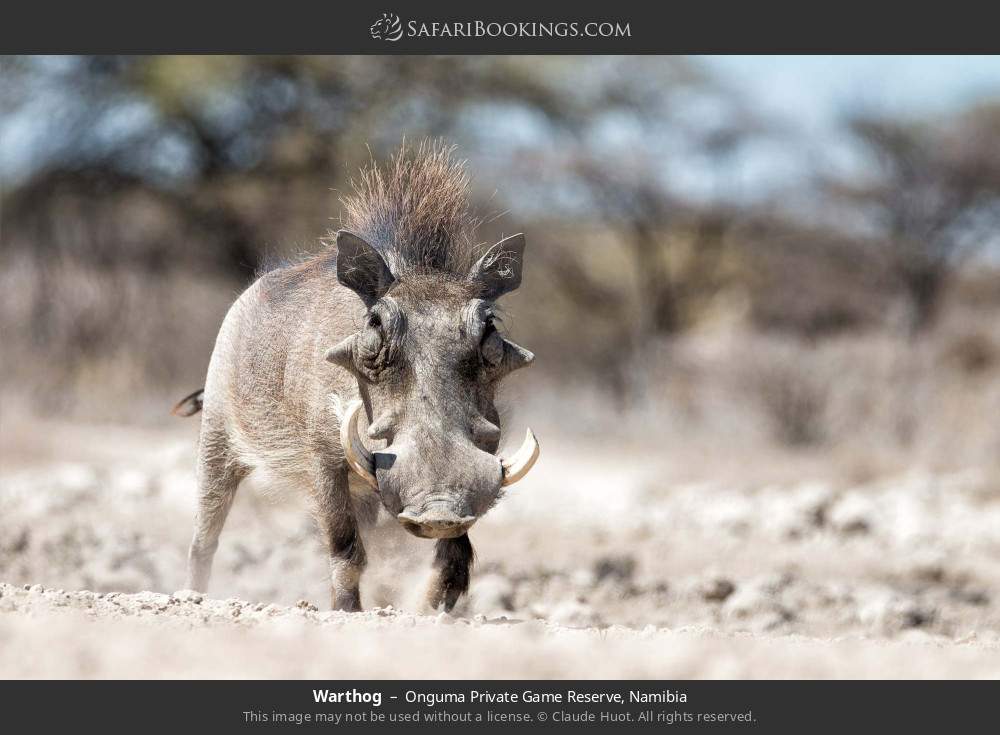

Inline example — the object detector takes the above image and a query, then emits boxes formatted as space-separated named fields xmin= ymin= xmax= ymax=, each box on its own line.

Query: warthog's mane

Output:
xmin=334 ymin=141 xmax=481 ymax=279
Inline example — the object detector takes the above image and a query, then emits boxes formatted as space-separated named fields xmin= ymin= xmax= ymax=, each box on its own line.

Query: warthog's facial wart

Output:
xmin=329 ymin=230 xmax=539 ymax=536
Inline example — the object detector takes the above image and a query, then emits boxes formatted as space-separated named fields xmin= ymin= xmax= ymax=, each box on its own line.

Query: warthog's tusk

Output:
xmin=341 ymin=401 xmax=378 ymax=489
xmin=501 ymin=428 xmax=540 ymax=486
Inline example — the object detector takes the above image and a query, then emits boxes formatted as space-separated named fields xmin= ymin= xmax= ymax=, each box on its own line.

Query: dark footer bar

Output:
xmin=2 ymin=680 xmax=995 ymax=732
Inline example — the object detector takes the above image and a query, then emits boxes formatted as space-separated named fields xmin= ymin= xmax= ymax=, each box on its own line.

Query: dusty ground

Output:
xmin=2 ymin=414 xmax=1000 ymax=678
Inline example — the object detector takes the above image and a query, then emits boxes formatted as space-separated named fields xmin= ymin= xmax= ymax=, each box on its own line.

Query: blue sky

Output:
xmin=699 ymin=55 xmax=1000 ymax=133
xmin=658 ymin=56 xmax=1000 ymax=203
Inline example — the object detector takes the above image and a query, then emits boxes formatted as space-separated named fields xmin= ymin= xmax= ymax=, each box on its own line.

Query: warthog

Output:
xmin=173 ymin=144 xmax=539 ymax=611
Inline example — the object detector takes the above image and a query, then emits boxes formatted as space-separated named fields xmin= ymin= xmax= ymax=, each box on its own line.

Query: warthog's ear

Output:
xmin=336 ymin=230 xmax=394 ymax=307
xmin=469 ymin=233 xmax=526 ymax=301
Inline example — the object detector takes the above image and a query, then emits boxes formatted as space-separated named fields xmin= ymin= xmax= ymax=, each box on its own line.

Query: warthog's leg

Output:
xmin=187 ymin=427 xmax=246 ymax=592
xmin=426 ymin=534 xmax=474 ymax=613
xmin=313 ymin=462 xmax=366 ymax=611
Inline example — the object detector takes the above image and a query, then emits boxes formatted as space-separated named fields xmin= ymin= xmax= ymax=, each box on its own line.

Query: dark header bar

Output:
xmin=2 ymin=1 xmax=999 ymax=53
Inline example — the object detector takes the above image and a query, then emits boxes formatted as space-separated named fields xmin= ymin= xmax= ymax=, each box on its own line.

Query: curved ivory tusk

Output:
xmin=341 ymin=401 xmax=378 ymax=489
xmin=500 ymin=427 xmax=540 ymax=486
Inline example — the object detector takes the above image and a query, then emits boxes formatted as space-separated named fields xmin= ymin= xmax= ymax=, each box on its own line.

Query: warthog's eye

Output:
xmin=355 ymin=301 xmax=405 ymax=379
xmin=326 ymin=301 xmax=405 ymax=381
xmin=359 ymin=313 xmax=385 ymax=360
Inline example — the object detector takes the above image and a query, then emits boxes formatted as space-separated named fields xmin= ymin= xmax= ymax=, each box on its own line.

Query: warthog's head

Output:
xmin=327 ymin=230 xmax=538 ymax=538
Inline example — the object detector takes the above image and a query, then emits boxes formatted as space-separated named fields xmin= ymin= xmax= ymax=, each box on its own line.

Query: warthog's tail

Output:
xmin=171 ymin=388 xmax=205 ymax=417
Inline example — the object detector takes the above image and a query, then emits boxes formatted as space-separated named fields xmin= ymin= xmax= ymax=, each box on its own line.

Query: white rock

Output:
xmin=468 ymin=573 xmax=515 ymax=615
xmin=546 ymin=600 xmax=603 ymax=628
xmin=828 ymin=493 xmax=876 ymax=535
xmin=173 ymin=589 xmax=204 ymax=604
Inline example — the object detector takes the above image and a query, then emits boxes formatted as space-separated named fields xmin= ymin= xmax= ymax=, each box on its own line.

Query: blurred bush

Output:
xmin=2 ymin=54 xmax=1000 ymax=466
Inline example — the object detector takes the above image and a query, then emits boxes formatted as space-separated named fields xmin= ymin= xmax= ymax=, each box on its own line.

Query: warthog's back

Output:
xmin=202 ymin=253 xmax=363 ymax=480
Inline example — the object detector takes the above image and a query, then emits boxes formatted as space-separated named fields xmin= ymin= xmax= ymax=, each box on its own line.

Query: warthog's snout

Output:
xmin=397 ymin=503 xmax=477 ymax=539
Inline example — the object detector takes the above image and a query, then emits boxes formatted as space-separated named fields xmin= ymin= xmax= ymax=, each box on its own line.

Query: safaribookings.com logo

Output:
xmin=370 ymin=13 xmax=404 ymax=41
xmin=370 ymin=13 xmax=631 ymax=42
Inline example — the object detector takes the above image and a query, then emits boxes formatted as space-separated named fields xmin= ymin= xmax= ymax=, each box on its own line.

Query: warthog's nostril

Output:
xmin=398 ymin=510 xmax=475 ymax=527
xmin=397 ymin=508 xmax=476 ymax=538
xmin=426 ymin=516 xmax=476 ymax=529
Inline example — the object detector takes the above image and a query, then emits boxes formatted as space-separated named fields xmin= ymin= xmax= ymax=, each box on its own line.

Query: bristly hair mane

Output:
xmin=336 ymin=141 xmax=479 ymax=278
